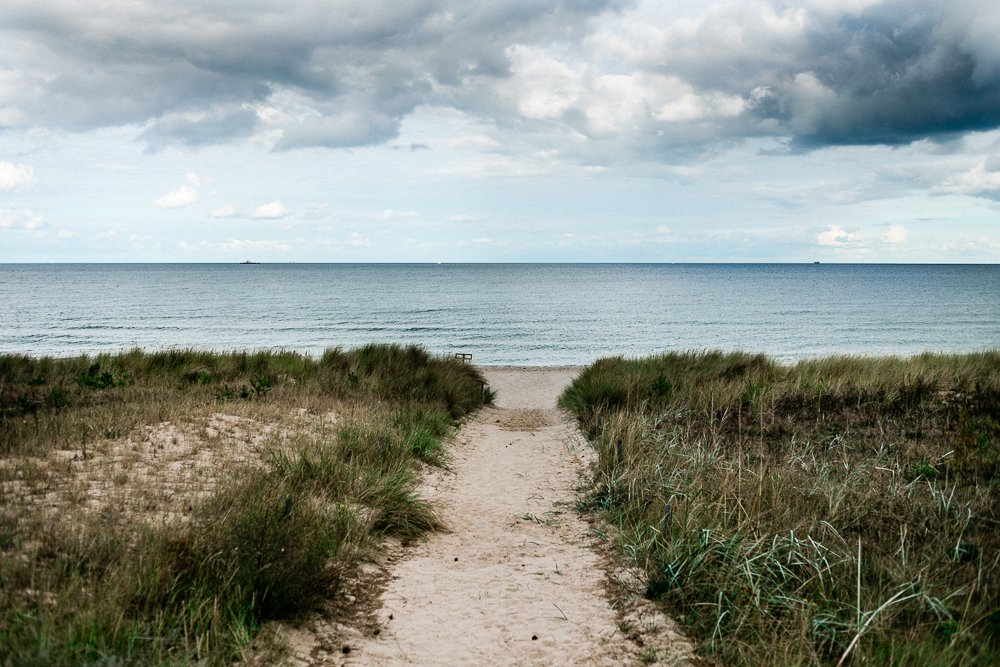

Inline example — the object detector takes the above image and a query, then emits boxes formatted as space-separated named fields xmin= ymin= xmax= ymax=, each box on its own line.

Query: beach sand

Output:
xmin=288 ymin=367 xmax=692 ymax=666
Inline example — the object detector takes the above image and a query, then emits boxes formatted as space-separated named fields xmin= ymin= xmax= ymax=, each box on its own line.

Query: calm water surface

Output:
xmin=1 ymin=264 xmax=998 ymax=365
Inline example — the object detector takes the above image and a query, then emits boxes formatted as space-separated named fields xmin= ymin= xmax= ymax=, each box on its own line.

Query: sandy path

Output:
xmin=333 ymin=368 xmax=691 ymax=667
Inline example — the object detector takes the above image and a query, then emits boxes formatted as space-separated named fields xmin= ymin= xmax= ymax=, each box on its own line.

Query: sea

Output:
xmin=2 ymin=263 xmax=998 ymax=366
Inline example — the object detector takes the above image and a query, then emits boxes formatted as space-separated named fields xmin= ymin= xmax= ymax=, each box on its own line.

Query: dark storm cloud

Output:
xmin=761 ymin=2 xmax=1000 ymax=147
xmin=139 ymin=108 xmax=260 ymax=152
xmin=273 ymin=112 xmax=399 ymax=149
xmin=614 ymin=0 xmax=1000 ymax=150
xmin=1 ymin=0 xmax=998 ymax=154
xmin=0 ymin=0 xmax=612 ymax=148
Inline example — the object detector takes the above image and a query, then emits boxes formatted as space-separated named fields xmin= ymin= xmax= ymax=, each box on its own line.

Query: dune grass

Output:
xmin=0 ymin=344 xmax=489 ymax=666
xmin=560 ymin=350 xmax=1000 ymax=666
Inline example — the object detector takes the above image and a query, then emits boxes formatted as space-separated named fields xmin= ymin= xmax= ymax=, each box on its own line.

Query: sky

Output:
xmin=2 ymin=0 xmax=999 ymax=263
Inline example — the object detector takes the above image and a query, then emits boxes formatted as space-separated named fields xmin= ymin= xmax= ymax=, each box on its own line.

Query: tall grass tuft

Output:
xmin=319 ymin=343 xmax=487 ymax=417
xmin=561 ymin=350 xmax=1000 ymax=666
xmin=0 ymin=344 xmax=487 ymax=457
xmin=0 ymin=344 xmax=483 ymax=665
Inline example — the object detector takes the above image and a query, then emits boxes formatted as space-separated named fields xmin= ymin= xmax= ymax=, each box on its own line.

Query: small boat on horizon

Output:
xmin=240 ymin=260 xmax=260 ymax=264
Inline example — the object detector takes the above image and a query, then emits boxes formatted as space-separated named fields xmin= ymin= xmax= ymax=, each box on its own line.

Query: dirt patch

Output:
xmin=493 ymin=408 xmax=555 ymax=431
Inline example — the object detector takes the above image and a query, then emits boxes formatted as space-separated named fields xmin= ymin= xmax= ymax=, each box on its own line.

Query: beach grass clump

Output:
xmin=560 ymin=350 xmax=1000 ymax=666
xmin=318 ymin=343 xmax=488 ymax=417
xmin=0 ymin=343 xmax=487 ymax=457
xmin=0 ymin=344 xmax=483 ymax=666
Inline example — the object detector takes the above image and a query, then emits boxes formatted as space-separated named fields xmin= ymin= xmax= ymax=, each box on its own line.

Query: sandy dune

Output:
xmin=333 ymin=367 xmax=692 ymax=666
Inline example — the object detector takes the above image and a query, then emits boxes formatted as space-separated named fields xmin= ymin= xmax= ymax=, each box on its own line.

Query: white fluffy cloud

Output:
xmin=818 ymin=224 xmax=908 ymax=247
xmin=178 ymin=239 xmax=293 ymax=254
xmin=210 ymin=204 xmax=242 ymax=218
xmin=0 ymin=205 xmax=44 ymax=229
xmin=0 ymin=162 xmax=36 ymax=192
xmin=209 ymin=201 xmax=292 ymax=219
xmin=152 ymin=184 xmax=199 ymax=208
xmin=880 ymin=225 xmax=907 ymax=244
xmin=250 ymin=200 xmax=290 ymax=219
xmin=930 ymin=163 xmax=1000 ymax=197
xmin=818 ymin=225 xmax=857 ymax=246
xmin=345 ymin=232 xmax=371 ymax=246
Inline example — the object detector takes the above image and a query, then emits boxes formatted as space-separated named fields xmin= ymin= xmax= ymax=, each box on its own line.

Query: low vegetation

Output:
xmin=560 ymin=350 xmax=1000 ymax=666
xmin=0 ymin=344 xmax=489 ymax=666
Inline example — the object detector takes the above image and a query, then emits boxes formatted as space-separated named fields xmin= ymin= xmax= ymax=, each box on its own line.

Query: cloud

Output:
xmin=656 ymin=225 xmax=670 ymax=234
xmin=0 ymin=162 xmax=36 ymax=191
xmin=929 ymin=162 xmax=1000 ymax=198
xmin=275 ymin=112 xmax=400 ymax=150
xmin=818 ymin=225 xmax=856 ymax=247
xmin=209 ymin=204 xmax=243 ymax=218
xmin=301 ymin=203 xmax=330 ymax=220
xmin=345 ymin=232 xmax=371 ymax=246
xmin=592 ymin=0 xmax=1000 ymax=150
xmin=1 ymin=0 xmax=608 ymax=148
xmin=179 ymin=239 xmax=293 ymax=254
xmin=152 ymin=184 xmax=199 ymax=208
xmin=374 ymin=209 xmax=418 ymax=221
xmin=0 ymin=106 xmax=28 ymax=127
xmin=251 ymin=200 xmax=290 ymax=219
xmin=139 ymin=108 xmax=259 ymax=151
xmin=818 ymin=224 xmax=908 ymax=247
xmin=880 ymin=225 xmax=907 ymax=244
xmin=210 ymin=201 xmax=291 ymax=218
xmin=186 ymin=173 xmax=200 ymax=187
xmin=447 ymin=214 xmax=477 ymax=222
xmin=0 ymin=205 xmax=44 ymax=229
xmin=472 ymin=237 xmax=493 ymax=243
xmin=2 ymin=0 xmax=999 ymax=161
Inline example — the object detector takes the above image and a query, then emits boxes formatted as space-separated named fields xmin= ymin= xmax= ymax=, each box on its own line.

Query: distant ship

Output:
xmin=240 ymin=260 xmax=260 ymax=264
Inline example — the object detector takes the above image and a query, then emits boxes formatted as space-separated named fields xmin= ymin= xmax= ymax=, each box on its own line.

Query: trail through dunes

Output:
xmin=291 ymin=368 xmax=694 ymax=666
